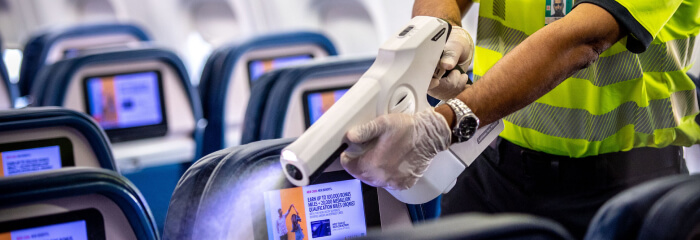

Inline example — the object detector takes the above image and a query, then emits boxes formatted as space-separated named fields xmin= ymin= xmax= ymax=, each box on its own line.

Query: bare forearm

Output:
xmin=436 ymin=3 xmax=624 ymax=127
xmin=413 ymin=0 xmax=472 ymax=26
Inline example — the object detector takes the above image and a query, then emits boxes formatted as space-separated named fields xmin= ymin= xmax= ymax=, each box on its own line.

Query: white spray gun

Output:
xmin=280 ymin=16 xmax=503 ymax=204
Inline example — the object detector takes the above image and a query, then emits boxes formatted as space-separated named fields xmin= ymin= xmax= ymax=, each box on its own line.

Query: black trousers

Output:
xmin=441 ymin=138 xmax=687 ymax=239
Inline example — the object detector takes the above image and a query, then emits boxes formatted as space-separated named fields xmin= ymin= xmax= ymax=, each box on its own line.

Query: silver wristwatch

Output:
xmin=445 ymin=98 xmax=480 ymax=143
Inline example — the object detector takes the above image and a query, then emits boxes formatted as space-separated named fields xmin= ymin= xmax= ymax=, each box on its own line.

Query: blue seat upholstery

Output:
xmin=584 ymin=174 xmax=697 ymax=239
xmin=637 ymin=175 xmax=700 ymax=240
xmin=30 ymin=46 xmax=205 ymax=233
xmin=19 ymin=23 xmax=150 ymax=96
xmin=198 ymin=31 xmax=337 ymax=155
xmin=0 ymin=53 xmax=17 ymax=109
xmin=241 ymin=57 xmax=374 ymax=144
xmin=0 ymin=107 xmax=116 ymax=171
xmin=0 ymin=167 xmax=159 ymax=239
xmin=240 ymin=69 xmax=290 ymax=144
xmin=164 ymin=138 xmax=293 ymax=239
xmin=360 ymin=213 xmax=573 ymax=240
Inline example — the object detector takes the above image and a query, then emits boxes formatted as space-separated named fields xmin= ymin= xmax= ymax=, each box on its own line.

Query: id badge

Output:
xmin=545 ymin=0 xmax=573 ymax=25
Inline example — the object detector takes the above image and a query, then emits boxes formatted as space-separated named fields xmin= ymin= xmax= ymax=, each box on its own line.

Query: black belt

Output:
xmin=496 ymin=139 xmax=685 ymax=193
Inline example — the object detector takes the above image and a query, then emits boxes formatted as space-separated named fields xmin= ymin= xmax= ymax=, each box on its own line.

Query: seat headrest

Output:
xmin=199 ymin=31 xmax=337 ymax=100
xmin=199 ymin=31 xmax=337 ymax=154
xmin=30 ymin=46 xmax=205 ymax=160
xmin=0 ymin=167 xmax=158 ymax=239
xmin=0 ymin=107 xmax=115 ymax=171
xmin=637 ymin=175 xmax=700 ymax=240
xmin=584 ymin=174 xmax=699 ymax=240
xmin=30 ymin=46 xmax=201 ymax=116
xmin=165 ymin=138 xmax=294 ymax=239
xmin=241 ymin=56 xmax=375 ymax=144
xmin=19 ymin=23 xmax=151 ymax=96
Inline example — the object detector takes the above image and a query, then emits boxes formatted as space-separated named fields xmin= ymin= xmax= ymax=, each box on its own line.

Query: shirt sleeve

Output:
xmin=574 ymin=0 xmax=683 ymax=53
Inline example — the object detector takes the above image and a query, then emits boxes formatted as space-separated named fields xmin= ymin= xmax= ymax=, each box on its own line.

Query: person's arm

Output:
xmin=432 ymin=3 xmax=626 ymax=127
xmin=413 ymin=0 xmax=473 ymax=26
xmin=285 ymin=204 xmax=294 ymax=216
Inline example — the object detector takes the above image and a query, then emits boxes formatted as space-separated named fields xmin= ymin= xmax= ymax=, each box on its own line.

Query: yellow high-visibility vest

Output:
xmin=472 ymin=0 xmax=700 ymax=157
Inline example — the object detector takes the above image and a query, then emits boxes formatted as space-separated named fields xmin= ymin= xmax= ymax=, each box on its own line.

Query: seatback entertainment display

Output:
xmin=84 ymin=71 xmax=167 ymax=142
xmin=1 ymin=220 xmax=89 ymax=240
xmin=248 ymin=55 xmax=314 ymax=84
xmin=0 ymin=208 xmax=105 ymax=240
xmin=302 ymin=87 xmax=350 ymax=128
xmin=0 ymin=138 xmax=74 ymax=177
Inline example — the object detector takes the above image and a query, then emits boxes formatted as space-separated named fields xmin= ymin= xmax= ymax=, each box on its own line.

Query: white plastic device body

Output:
xmin=280 ymin=16 xmax=503 ymax=204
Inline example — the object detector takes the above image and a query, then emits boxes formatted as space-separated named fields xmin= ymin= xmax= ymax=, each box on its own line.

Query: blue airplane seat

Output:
xmin=30 ymin=46 xmax=205 ymax=234
xmin=637 ymin=174 xmax=700 ymax=240
xmin=166 ymin=138 xmax=409 ymax=239
xmin=0 ymin=107 xmax=116 ymax=173
xmin=19 ymin=23 xmax=150 ymax=97
xmin=198 ymin=31 xmax=337 ymax=155
xmin=583 ymin=174 xmax=697 ymax=240
xmin=0 ymin=167 xmax=159 ymax=239
xmin=360 ymin=213 xmax=573 ymax=240
xmin=0 ymin=53 xmax=18 ymax=109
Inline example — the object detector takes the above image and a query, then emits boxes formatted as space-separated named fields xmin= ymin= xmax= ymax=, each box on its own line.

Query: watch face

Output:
xmin=456 ymin=115 xmax=479 ymax=140
xmin=465 ymin=117 xmax=478 ymax=136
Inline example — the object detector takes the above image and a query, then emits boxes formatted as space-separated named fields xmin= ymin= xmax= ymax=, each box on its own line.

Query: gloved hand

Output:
xmin=340 ymin=109 xmax=451 ymax=190
xmin=430 ymin=26 xmax=475 ymax=101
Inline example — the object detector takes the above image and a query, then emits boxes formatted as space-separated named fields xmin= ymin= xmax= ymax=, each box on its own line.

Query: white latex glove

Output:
xmin=430 ymin=26 xmax=475 ymax=101
xmin=340 ymin=109 xmax=451 ymax=190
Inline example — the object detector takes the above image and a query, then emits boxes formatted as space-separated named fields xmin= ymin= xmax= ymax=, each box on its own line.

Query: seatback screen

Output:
xmin=0 ymin=138 xmax=74 ymax=177
xmin=263 ymin=178 xmax=368 ymax=240
xmin=0 ymin=208 xmax=105 ymax=240
xmin=302 ymin=87 xmax=350 ymax=128
xmin=247 ymin=55 xmax=313 ymax=84
xmin=1 ymin=220 xmax=89 ymax=240
xmin=85 ymin=71 xmax=164 ymax=129
xmin=84 ymin=71 xmax=168 ymax=142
